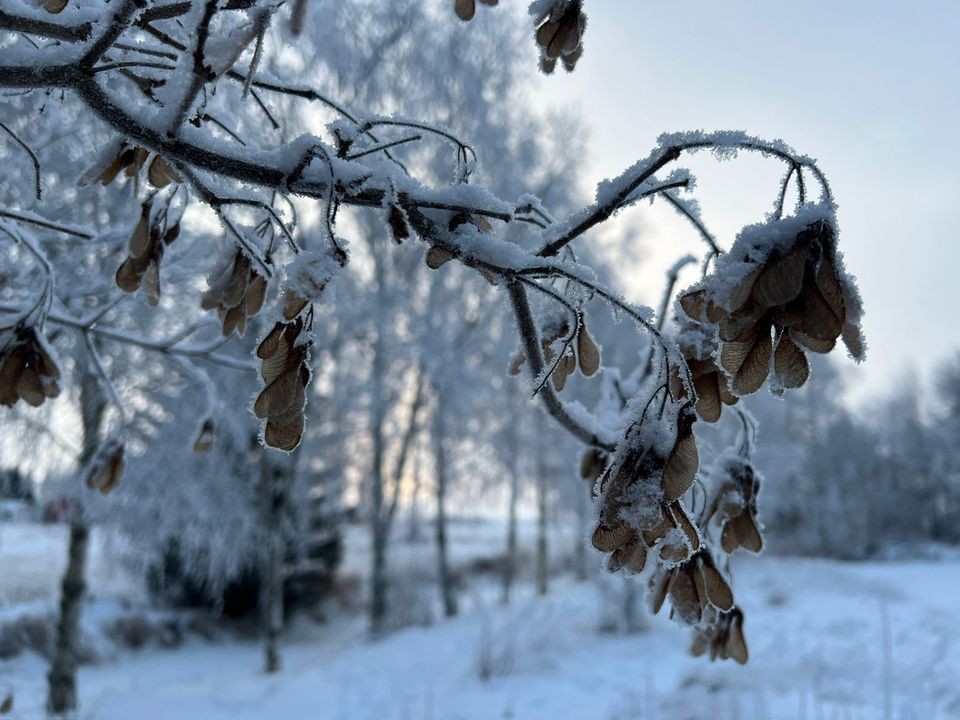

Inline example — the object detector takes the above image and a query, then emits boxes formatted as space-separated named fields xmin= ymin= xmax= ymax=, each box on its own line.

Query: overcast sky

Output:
xmin=532 ymin=1 xmax=959 ymax=403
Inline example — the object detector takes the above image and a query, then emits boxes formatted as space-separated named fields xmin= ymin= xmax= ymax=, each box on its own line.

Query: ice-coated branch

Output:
xmin=0 ymin=121 xmax=42 ymax=200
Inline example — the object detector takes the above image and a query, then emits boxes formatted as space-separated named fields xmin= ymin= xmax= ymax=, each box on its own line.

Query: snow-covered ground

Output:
xmin=2 ymin=519 xmax=959 ymax=720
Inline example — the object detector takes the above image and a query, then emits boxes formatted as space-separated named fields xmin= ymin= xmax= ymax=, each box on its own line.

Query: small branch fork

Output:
xmin=0 ymin=4 xmax=834 ymax=451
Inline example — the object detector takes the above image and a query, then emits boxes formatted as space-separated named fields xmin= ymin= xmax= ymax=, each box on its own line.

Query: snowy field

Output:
xmin=2 ymin=520 xmax=959 ymax=720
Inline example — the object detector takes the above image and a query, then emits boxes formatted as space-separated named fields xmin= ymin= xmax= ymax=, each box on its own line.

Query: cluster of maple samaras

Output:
xmin=453 ymin=0 xmax=585 ymax=74
xmin=678 ymin=215 xmax=864 ymax=421
xmin=201 ymin=250 xmax=268 ymax=337
xmin=115 ymin=199 xmax=181 ymax=306
xmin=510 ymin=314 xmax=601 ymax=390
xmin=577 ymin=212 xmax=863 ymax=663
xmin=589 ymin=402 xmax=701 ymax=574
xmin=254 ymin=316 xmax=312 ymax=451
xmin=534 ymin=0 xmax=586 ymax=73
xmin=0 ymin=327 xmax=61 ymax=408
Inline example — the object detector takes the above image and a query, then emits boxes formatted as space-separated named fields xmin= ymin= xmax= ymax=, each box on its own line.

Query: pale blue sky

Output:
xmin=534 ymin=1 xmax=960 ymax=402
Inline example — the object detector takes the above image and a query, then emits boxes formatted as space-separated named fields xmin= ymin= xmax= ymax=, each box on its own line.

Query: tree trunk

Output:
xmin=47 ymin=523 xmax=90 ymax=716
xmin=47 ymin=362 xmax=104 ymax=717
xmin=368 ymin=248 xmax=390 ymax=635
xmin=433 ymin=403 xmax=457 ymax=618
xmin=259 ymin=450 xmax=290 ymax=674
xmin=574 ymin=480 xmax=590 ymax=582
xmin=535 ymin=436 xmax=549 ymax=597
xmin=501 ymin=434 xmax=520 ymax=605
xmin=406 ymin=445 xmax=423 ymax=542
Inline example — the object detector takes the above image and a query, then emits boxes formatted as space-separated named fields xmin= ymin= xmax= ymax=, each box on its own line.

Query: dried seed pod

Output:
xmin=0 ymin=328 xmax=62 ymax=409
xmin=534 ymin=0 xmax=586 ymax=69
xmin=678 ymin=214 xmax=863 ymax=398
xmin=85 ymin=440 xmax=125 ymax=495
xmin=661 ymin=404 xmax=699 ymax=502
xmin=689 ymin=608 xmax=748 ymax=664
xmin=192 ymin=418 xmax=215 ymax=453
xmin=454 ymin=0 xmax=475 ymax=21
xmin=255 ymin=319 xmax=310 ymax=452
xmin=147 ymin=154 xmax=180 ymax=188
xmin=591 ymin=523 xmax=636 ymax=553
xmin=773 ymin=331 xmax=810 ymax=388
xmin=426 ymin=246 xmax=455 ymax=270
xmin=576 ymin=319 xmax=601 ymax=376
xmin=201 ymin=250 xmax=269 ymax=335
xmin=579 ymin=448 xmax=606 ymax=482
xmin=115 ymin=199 xmax=178 ymax=306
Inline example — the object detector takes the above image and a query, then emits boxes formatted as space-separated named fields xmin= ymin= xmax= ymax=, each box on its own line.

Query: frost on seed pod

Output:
xmin=591 ymin=397 xmax=701 ymax=574
xmin=279 ymin=249 xmax=340 ymax=322
xmin=201 ymin=249 xmax=268 ymax=336
xmin=509 ymin=312 xmax=601 ymax=390
xmin=254 ymin=318 xmax=311 ymax=452
xmin=115 ymin=198 xmax=180 ymax=306
xmin=85 ymin=439 xmax=125 ymax=495
xmin=679 ymin=206 xmax=865 ymax=399
xmin=690 ymin=607 xmax=749 ymax=665
xmin=0 ymin=326 xmax=62 ymax=408
xmin=533 ymin=0 xmax=586 ymax=73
